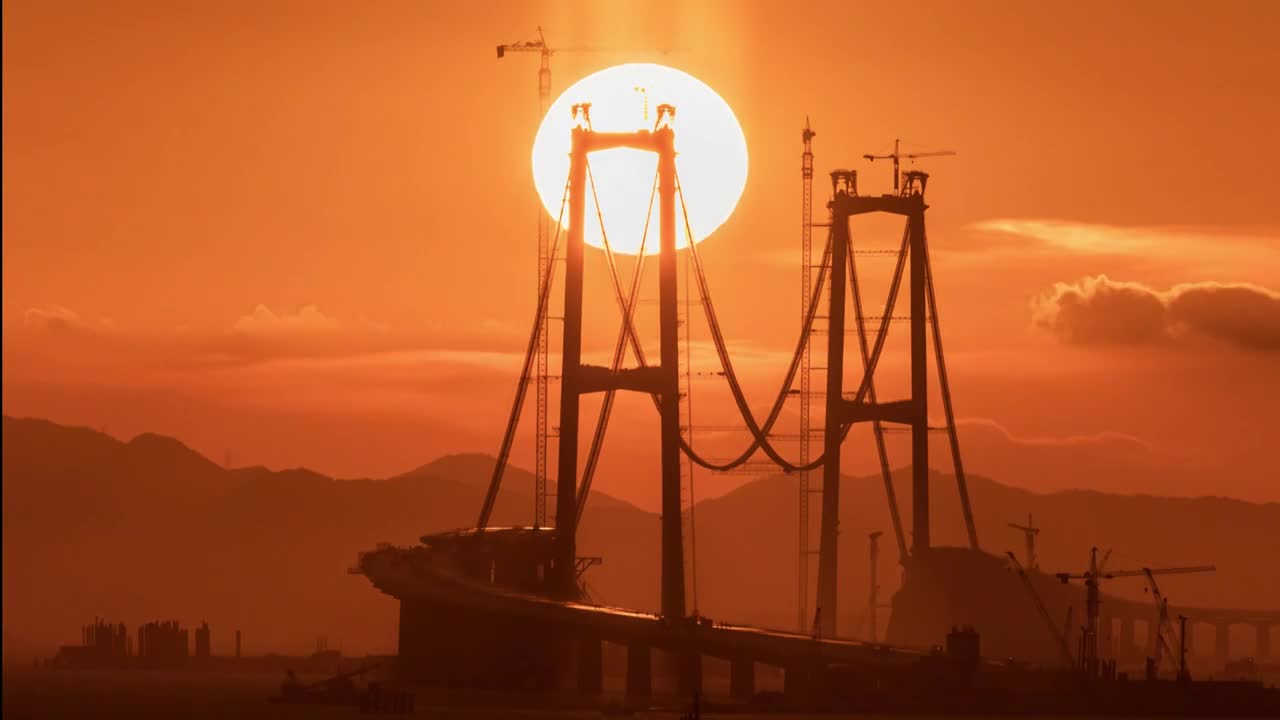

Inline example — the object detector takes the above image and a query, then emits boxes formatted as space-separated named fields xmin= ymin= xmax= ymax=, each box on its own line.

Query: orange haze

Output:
xmin=4 ymin=0 xmax=1280 ymax=510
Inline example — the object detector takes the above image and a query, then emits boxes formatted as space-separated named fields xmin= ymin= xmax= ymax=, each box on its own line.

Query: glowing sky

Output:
xmin=4 ymin=0 xmax=1279 ymax=505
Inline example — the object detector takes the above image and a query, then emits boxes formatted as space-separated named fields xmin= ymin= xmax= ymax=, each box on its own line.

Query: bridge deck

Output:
xmin=359 ymin=545 xmax=933 ymax=670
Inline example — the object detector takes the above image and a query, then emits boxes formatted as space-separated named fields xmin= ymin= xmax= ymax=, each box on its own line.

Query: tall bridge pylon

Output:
xmin=812 ymin=167 xmax=979 ymax=638
xmin=472 ymin=103 xmax=684 ymax=615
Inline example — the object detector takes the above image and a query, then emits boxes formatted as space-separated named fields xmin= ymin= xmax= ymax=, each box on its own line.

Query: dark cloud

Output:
xmin=1034 ymin=275 xmax=1280 ymax=351
xmin=1166 ymin=284 xmax=1280 ymax=351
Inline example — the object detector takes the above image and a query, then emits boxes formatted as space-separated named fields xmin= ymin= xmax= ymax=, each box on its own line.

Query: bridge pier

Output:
xmin=396 ymin=599 xmax=440 ymax=680
xmin=784 ymin=661 xmax=818 ymax=698
xmin=626 ymin=644 xmax=651 ymax=699
xmin=397 ymin=599 xmax=568 ymax=690
xmin=678 ymin=650 xmax=702 ymax=697
xmin=1216 ymin=622 xmax=1231 ymax=661
xmin=1257 ymin=623 xmax=1271 ymax=660
xmin=576 ymin=635 xmax=603 ymax=694
xmin=729 ymin=658 xmax=755 ymax=700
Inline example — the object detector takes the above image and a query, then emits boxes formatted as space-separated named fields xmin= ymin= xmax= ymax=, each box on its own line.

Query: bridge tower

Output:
xmin=554 ymin=105 xmax=686 ymax=618
xmin=813 ymin=168 xmax=978 ymax=638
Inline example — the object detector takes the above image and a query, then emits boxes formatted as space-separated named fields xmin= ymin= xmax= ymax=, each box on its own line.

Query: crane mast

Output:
xmin=798 ymin=117 xmax=815 ymax=632
xmin=496 ymin=27 xmax=555 ymax=527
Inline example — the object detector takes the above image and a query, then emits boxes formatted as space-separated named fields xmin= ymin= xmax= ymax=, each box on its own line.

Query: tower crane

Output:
xmin=862 ymin=139 xmax=956 ymax=194
xmin=1008 ymin=514 xmax=1041 ymax=569
xmin=1055 ymin=547 xmax=1213 ymax=678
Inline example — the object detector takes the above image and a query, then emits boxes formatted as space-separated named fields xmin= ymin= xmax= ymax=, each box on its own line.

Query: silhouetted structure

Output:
xmin=83 ymin=617 xmax=130 ymax=659
xmin=194 ymin=621 xmax=211 ymax=659
xmin=357 ymin=114 xmax=1280 ymax=714
xmin=55 ymin=617 xmax=132 ymax=666
xmin=475 ymin=103 xmax=687 ymax=619
xmin=137 ymin=620 xmax=188 ymax=665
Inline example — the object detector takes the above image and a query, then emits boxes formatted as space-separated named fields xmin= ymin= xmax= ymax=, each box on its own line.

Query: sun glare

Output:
xmin=531 ymin=64 xmax=748 ymax=255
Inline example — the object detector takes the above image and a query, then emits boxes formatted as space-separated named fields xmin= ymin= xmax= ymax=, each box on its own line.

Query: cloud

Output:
xmin=1166 ymin=284 xmax=1280 ymax=352
xmin=966 ymin=220 xmax=1280 ymax=282
xmin=21 ymin=305 xmax=113 ymax=334
xmin=971 ymin=219 xmax=1279 ymax=257
xmin=232 ymin=304 xmax=340 ymax=335
xmin=1033 ymin=275 xmax=1280 ymax=351
xmin=956 ymin=417 xmax=1153 ymax=456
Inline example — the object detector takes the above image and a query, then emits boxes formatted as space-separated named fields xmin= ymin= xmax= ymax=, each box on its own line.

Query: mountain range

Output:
xmin=3 ymin=415 xmax=1276 ymax=659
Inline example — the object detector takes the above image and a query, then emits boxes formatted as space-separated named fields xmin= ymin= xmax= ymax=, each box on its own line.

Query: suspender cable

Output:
xmin=848 ymin=232 xmax=909 ymax=562
xmin=571 ymin=165 xmax=658 ymax=529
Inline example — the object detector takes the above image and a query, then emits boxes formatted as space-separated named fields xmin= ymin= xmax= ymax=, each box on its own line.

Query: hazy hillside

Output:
xmin=690 ymin=467 xmax=1280 ymax=636
xmin=3 ymin=415 xmax=1276 ymax=658
xmin=1 ymin=416 xmax=657 ymax=656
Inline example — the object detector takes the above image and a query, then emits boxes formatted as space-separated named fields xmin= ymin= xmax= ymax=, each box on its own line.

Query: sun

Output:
xmin=531 ymin=64 xmax=748 ymax=255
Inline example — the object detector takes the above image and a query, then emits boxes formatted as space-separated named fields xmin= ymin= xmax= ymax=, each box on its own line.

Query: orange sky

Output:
xmin=4 ymin=0 xmax=1279 ymax=507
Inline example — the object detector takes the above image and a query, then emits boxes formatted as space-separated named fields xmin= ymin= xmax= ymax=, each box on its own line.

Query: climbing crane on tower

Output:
xmin=863 ymin=138 xmax=956 ymax=194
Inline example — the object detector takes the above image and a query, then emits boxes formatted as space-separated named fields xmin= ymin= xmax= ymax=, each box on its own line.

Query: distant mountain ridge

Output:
xmin=3 ymin=415 xmax=1276 ymax=659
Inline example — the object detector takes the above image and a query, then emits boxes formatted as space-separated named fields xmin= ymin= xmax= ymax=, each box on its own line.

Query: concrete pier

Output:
xmin=626 ymin=644 xmax=651 ymax=699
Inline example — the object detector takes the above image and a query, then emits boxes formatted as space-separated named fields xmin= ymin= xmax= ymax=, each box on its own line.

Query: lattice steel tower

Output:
xmin=798 ymin=118 xmax=816 ymax=632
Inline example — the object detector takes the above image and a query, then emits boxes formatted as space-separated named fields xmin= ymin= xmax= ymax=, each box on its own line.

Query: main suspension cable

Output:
xmin=677 ymin=173 xmax=912 ymax=472
xmin=586 ymin=173 xmax=909 ymax=475
xmin=477 ymin=172 xmax=571 ymax=528
xmin=923 ymin=228 xmax=980 ymax=549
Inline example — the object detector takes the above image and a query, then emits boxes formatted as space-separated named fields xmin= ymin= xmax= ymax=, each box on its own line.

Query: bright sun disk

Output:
xmin=531 ymin=63 xmax=748 ymax=255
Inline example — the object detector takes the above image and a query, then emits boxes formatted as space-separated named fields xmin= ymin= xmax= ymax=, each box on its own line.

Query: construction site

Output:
xmin=4 ymin=8 xmax=1279 ymax=719
xmin=348 ymin=29 xmax=1280 ymax=716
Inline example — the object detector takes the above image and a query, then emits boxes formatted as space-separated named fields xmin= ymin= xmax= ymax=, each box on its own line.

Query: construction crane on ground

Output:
xmin=1055 ymin=547 xmax=1214 ymax=678
xmin=862 ymin=138 xmax=956 ymax=194
xmin=1009 ymin=514 xmax=1041 ymax=569
xmin=1007 ymin=552 xmax=1075 ymax=667
xmin=1144 ymin=568 xmax=1193 ymax=682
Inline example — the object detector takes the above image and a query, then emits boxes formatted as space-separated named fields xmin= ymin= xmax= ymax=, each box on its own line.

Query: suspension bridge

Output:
xmin=358 ymin=104 xmax=988 ymax=697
